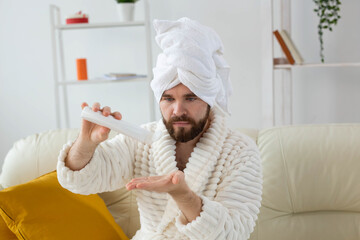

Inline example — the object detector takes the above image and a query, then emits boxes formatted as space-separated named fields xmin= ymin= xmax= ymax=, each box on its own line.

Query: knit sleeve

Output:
xmin=56 ymin=134 xmax=137 ymax=195
xmin=175 ymin=141 xmax=263 ymax=240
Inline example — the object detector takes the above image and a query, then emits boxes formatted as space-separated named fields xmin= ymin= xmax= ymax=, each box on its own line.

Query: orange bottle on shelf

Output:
xmin=76 ymin=58 xmax=88 ymax=80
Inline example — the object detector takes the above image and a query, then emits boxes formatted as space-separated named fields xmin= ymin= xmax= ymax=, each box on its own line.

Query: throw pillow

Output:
xmin=0 ymin=171 xmax=128 ymax=240
xmin=0 ymin=215 xmax=17 ymax=239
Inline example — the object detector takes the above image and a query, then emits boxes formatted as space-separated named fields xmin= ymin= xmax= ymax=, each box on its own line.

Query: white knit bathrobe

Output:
xmin=57 ymin=109 xmax=263 ymax=240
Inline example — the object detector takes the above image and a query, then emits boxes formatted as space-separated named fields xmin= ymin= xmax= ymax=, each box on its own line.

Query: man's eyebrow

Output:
xmin=161 ymin=93 xmax=197 ymax=98
xmin=184 ymin=93 xmax=197 ymax=97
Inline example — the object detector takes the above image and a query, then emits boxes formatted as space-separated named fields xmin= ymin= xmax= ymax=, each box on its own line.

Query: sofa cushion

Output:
xmin=0 ymin=171 xmax=128 ymax=240
xmin=250 ymin=123 xmax=360 ymax=240
xmin=98 ymin=188 xmax=140 ymax=238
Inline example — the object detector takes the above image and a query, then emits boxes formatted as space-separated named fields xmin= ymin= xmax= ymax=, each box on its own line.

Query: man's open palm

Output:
xmin=126 ymin=171 xmax=189 ymax=196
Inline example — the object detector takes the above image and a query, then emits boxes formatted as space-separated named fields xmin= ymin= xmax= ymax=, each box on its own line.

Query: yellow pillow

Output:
xmin=0 ymin=215 xmax=17 ymax=240
xmin=0 ymin=171 xmax=129 ymax=240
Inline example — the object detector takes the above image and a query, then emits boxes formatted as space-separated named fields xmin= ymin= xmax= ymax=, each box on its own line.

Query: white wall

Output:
xmin=0 ymin=0 xmax=262 ymax=170
xmin=290 ymin=0 xmax=360 ymax=124
xmin=0 ymin=0 xmax=359 ymax=171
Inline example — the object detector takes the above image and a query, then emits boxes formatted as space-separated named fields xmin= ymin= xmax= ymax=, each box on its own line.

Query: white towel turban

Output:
xmin=150 ymin=17 xmax=232 ymax=115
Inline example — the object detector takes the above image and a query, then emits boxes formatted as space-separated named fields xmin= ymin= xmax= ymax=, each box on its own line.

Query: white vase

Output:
xmin=116 ymin=3 xmax=135 ymax=22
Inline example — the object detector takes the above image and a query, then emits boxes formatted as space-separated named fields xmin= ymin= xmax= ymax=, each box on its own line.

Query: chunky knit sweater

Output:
xmin=57 ymin=110 xmax=263 ymax=240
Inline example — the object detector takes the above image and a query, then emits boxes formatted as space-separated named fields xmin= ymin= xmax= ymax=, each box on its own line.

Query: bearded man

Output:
xmin=57 ymin=17 xmax=262 ymax=240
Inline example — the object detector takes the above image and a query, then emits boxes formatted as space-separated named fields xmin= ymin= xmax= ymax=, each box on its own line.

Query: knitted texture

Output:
xmin=57 ymin=110 xmax=262 ymax=240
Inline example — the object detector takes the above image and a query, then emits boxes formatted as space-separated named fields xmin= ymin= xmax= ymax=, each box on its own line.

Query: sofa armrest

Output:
xmin=0 ymin=129 xmax=80 ymax=189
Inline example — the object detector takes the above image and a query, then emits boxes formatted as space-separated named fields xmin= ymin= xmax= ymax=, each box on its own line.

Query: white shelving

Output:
xmin=57 ymin=76 xmax=148 ymax=86
xmin=261 ymin=0 xmax=360 ymax=128
xmin=56 ymin=21 xmax=146 ymax=30
xmin=274 ymin=62 xmax=360 ymax=69
xmin=50 ymin=1 xmax=154 ymax=129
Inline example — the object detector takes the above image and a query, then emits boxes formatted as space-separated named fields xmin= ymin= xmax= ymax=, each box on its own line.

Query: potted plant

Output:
xmin=313 ymin=0 xmax=341 ymax=62
xmin=115 ymin=0 xmax=138 ymax=22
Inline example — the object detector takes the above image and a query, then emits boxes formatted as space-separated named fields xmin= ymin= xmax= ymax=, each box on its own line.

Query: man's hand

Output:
xmin=80 ymin=102 xmax=122 ymax=146
xmin=125 ymin=171 xmax=189 ymax=196
xmin=126 ymin=171 xmax=202 ymax=223
xmin=65 ymin=102 xmax=122 ymax=171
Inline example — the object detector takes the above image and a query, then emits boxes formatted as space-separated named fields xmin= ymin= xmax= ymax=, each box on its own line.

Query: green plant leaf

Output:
xmin=313 ymin=0 xmax=341 ymax=63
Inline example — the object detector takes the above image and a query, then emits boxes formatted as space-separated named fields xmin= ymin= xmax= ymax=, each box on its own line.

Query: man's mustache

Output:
xmin=168 ymin=115 xmax=195 ymax=125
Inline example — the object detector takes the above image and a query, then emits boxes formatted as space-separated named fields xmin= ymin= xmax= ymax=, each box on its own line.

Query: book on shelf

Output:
xmin=273 ymin=30 xmax=295 ymax=65
xmin=279 ymin=30 xmax=304 ymax=64
xmin=273 ymin=57 xmax=289 ymax=65
xmin=103 ymin=73 xmax=147 ymax=80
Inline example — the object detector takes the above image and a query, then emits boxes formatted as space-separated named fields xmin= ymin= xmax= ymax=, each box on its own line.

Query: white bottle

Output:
xmin=81 ymin=106 xmax=160 ymax=144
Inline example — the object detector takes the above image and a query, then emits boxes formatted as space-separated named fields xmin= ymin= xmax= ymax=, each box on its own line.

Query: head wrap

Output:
xmin=150 ymin=17 xmax=232 ymax=115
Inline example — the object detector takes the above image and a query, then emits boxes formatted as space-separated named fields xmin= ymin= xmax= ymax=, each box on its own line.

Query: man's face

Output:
xmin=160 ymin=84 xmax=210 ymax=142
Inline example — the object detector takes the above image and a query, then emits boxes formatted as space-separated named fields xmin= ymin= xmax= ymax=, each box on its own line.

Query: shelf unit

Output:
xmin=261 ymin=0 xmax=360 ymax=128
xmin=50 ymin=1 xmax=154 ymax=129
xmin=275 ymin=62 xmax=360 ymax=69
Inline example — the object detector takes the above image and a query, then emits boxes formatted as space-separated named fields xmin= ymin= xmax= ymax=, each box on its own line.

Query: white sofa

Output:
xmin=1 ymin=124 xmax=360 ymax=239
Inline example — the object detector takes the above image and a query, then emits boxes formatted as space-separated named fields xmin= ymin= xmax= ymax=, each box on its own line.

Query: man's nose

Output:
xmin=173 ymin=101 xmax=186 ymax=116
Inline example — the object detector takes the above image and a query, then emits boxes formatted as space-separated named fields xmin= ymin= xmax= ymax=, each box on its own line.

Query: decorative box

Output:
xmin=66 ymin=11 xmax=89 ymax=24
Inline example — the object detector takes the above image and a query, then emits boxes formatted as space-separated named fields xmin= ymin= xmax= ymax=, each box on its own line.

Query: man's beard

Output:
xmin=163 ymin=106 xmax=211 ymax=143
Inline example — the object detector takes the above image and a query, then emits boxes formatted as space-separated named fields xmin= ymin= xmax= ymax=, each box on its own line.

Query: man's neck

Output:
xmin=175 ymin=119 xmax=211 ymax=171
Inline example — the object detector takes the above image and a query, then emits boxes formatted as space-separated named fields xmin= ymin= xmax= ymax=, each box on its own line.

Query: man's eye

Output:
xmin=186 ymin=97 xmax=196 ymax=102
xmin=163 ymin=97 xmax=174 ymax=102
